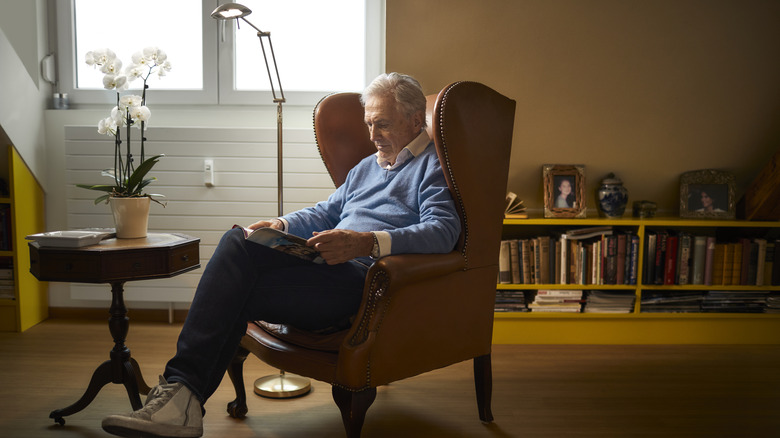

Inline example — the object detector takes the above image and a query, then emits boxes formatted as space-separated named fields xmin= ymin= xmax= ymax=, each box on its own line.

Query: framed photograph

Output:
xmin=544 ymin=164 xmax=586 ymax=218
xmin=679 ymin=169 xmax=736 ymax=219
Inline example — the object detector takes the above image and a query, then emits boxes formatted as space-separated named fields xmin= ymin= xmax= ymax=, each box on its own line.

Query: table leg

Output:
xmin=130 ymin=357 xmax=152 ymax=395
xmin=50 ymin=281 xmax=150 ymax=425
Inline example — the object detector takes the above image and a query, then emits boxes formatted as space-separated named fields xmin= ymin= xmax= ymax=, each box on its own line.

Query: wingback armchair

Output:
xmin=226 ymin=81 xmax=516 ymax=437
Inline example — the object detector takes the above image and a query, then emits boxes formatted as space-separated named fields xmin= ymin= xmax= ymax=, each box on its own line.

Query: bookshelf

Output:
xmin=494 ymin=216 xmax=780 ymax=344
xmin=0 ymin=146 xmax=46 ymax=332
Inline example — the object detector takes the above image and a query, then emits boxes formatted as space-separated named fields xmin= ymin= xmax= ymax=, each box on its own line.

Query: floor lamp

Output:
xmin=211 ymin=2 xmax=311 ymax=399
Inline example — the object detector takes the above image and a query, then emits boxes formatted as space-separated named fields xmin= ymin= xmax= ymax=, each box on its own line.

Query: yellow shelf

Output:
xmin=499 ymin=284 xmax=780 ymax=291
xmin=640 ymin=284 xmax=780 ymax=291
xmin=495 ymin=311 xmax=780 ymax=320
xmin=495 ymin=216 xmax=780 ymax=344
xmin=505 ymin=215 xmax=780 ymax=228
xmin=493 ymin=311 xmax=780 ymax=344
xmin=498 ymin=283 xmax=635 ymax=290
xmin=0 ymin=146 xmax=46 ymax=332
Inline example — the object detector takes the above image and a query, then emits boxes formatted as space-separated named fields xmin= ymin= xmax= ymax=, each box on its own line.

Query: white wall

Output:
xmin=0 ymin=0 xmax=50 ymax=186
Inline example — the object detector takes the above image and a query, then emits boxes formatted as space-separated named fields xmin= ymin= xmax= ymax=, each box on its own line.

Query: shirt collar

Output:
xmin=376 ymin=130 xmax=431 ymax=169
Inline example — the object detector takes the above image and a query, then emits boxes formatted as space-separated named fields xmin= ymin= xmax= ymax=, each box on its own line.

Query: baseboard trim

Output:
xmin=49 ymin=307 xmax=190 ymax=324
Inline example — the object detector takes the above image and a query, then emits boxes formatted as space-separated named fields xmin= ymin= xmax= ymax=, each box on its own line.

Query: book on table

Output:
xmin=233 ymin=225 xmax=324 ymax=264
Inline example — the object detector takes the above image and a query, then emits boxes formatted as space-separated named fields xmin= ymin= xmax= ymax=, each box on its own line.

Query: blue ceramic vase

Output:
xmin=597 ymin=173 xmax=629 ymax=218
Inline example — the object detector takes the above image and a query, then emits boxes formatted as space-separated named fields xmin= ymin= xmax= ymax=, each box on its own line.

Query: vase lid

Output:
xmin=601 ymin=173 xmax=623 ymax=185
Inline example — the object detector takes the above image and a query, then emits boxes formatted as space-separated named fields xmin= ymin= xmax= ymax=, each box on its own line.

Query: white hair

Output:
xmin=361 ymin=73 xmax=427 ymax=127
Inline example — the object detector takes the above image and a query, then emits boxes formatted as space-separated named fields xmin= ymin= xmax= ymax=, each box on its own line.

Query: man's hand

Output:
xmin=247 ymin=219 xmax=284 ymax=231
xmin=308 ymin=229 xmax=374 ymax=265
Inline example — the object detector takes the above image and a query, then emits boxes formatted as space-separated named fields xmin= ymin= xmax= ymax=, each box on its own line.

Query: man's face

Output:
xmin=364 ymin=94 xmax=423 ymax=165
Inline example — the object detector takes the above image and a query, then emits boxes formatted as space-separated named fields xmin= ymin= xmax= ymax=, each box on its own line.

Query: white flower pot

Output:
xmin=109 ymin=197 xmax=151 ymax=238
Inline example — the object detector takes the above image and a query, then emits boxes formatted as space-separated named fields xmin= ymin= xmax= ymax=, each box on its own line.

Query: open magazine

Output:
xmin=232 ymin=225 xmax=324 ymax=264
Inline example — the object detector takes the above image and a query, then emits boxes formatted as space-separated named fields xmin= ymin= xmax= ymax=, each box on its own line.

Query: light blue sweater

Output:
xmin=283 ymin=141 xmax=461 ymax=261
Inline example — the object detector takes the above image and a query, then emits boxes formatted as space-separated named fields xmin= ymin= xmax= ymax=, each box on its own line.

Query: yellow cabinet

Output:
xmin=0 ymin=146 xmax=46 ymax=331
xmin=494 ymin=217 xmax=780 ymax=344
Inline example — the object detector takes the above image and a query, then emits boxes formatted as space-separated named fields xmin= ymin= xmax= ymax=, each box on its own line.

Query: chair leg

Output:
xmin=226 ymin=346 xmax=250 ymax=418
xmin=332 ymin=386 xmax=377 ymax=438
xmin=473 ymin=354 xmax=494 ymax=423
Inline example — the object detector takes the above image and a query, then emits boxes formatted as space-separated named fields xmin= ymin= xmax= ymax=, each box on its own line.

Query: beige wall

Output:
xmin=386 ymin=0 xmax=780 ymax=216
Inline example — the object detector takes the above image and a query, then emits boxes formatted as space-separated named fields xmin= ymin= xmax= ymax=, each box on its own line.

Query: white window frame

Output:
xmin=55 ymin=0 xmax=385 ymax=107
xmin=56 ymin=0 xmax=218 ymax=106
xmin=217 ymin=0 xmax=385 ymax=106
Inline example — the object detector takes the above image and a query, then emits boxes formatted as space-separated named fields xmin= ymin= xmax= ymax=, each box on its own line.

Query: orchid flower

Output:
xmin=78 ymin=47 xmax=171 ymax=206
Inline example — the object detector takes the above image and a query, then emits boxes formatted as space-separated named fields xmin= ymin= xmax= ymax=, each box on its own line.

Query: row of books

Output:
xmin=0 ymin=258 xmax=14 ymax=300
xmin=496 ymin=289 xmax=780 ymax=314
xmin=498 ymin=226 xmax=640 ymax=286
xmin=495 ymin=290 xmax=528 ymax=312
xmin=643 ymin=231 xmax=779 ymax=286
xmin=0 ymin=204 xmax=11 ymax=251
xmin=640 ymin=290 xmax=780 ymax=313
xmin=495 ymin=289 xmax=636 ymax=314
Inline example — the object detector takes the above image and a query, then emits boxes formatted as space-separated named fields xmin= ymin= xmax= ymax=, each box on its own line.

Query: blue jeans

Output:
xmin=164 ymin=227 xmax=368 ymax=404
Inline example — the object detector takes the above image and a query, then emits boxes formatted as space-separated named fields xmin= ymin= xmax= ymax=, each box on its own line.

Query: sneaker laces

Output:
xmin=134 ymin=376 xmax=179 ymax=417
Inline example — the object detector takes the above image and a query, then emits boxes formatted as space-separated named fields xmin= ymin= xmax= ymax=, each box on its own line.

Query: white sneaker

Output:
xmin=102 ymin=376 xmax=203 ymax=438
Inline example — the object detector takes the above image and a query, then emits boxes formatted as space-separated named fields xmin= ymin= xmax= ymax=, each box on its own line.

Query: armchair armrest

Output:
xmin=337 ymin=251 xmax=496 ymax=388
xmin=369 ymin=251 xmax=465 ymax=289
xmin=345 ymin=251 xmax=465 ymax=348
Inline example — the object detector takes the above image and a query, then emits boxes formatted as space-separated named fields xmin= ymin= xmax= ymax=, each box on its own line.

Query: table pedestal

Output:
xmin=29 ymin=232 xmax=200 ymax=425
xmin=49 ymin=281 xmax=152 ymax=425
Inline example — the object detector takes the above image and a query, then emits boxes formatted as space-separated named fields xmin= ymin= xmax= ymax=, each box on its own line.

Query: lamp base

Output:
xmin=254 ymin=373 xmax=311 ymax=399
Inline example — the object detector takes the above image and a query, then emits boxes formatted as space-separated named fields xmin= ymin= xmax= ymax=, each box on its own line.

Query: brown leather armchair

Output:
xmin=226 ymin=81 xmax=516 ymax=437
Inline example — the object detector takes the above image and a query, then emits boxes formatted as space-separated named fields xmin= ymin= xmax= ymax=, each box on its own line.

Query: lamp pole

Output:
xmin=211 ymin=2 xmax=286 ymax=217
xmin=211 ymin=2 xmax=309 ymax=399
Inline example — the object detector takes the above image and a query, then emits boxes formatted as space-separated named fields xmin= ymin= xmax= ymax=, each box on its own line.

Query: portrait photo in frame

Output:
xmin=679 ymin=169 xmax=736 ymax=219
xmin=544 ymin=164 xmax=586 ymax=218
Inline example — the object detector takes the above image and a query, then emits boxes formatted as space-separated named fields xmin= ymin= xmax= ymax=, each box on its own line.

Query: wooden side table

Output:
xmin=28 ymin=233 xmax=200 ymax=425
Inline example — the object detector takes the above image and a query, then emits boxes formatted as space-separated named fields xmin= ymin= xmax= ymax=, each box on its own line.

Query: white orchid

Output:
xmin=100 ymin=57 xmax=123 ymax=75
xmin=119 ymin=94 xmax=143 ymax=108
xmin=78 ymin=47 xmax=171 ymax=205
xmin=125 ymin=64 xmax=145 ymax=81
xmin=131 ymin=51 xmax=150 ymax=67
xmin=157 ymin=60 xmax=172 ymax=77
xmin=110 ymin=106 xmax=127 ymax=128
xmin=129 ymin=106 xmax=151 ymax=126
xmin=103 ymin=74 xmax=128 ymax=91
xmin=97 ymin=117 xmax=117 ymax=136
xmin=143 ymin=46 xmax=167 ymax=63
xmin=85 ymin=48 xmax=117 ymax=68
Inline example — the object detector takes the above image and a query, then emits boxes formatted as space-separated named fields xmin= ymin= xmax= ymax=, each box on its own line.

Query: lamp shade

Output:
xmin=211 ymin=3 xmax=252 ymax=20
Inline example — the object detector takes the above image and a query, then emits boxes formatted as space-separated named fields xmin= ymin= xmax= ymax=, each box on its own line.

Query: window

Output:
xmin=57 ymin=0 xmax=385 ymax=105
xmin=73 ymin=0 xmax=205 ymax=91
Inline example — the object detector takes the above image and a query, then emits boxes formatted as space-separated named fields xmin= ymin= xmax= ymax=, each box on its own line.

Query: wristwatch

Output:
xmin=370 ymin=232 xmax=380 ymax=259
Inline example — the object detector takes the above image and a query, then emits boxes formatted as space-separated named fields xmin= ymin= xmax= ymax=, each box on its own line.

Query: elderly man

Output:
xmin=102 ymin=72 xmax=461 ymax=438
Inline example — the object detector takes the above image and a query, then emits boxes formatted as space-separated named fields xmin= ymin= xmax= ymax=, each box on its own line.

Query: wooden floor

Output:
xmin=2 ymin=319 xmax=780 ymax=438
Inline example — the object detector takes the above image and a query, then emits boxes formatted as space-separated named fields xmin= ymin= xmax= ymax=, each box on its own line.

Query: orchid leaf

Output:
xmin=94 ymin=193 xmax=112 ymax=204
xmin=125 ymin=154 xmax=163 ymax=195
xmin=76 ymin=184 xmax=117 ymax=193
